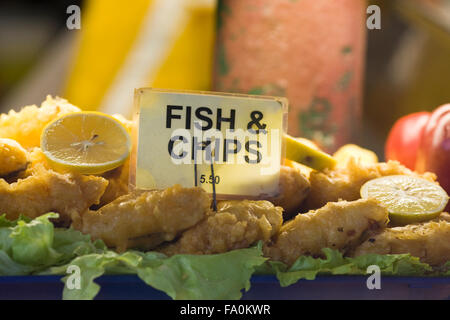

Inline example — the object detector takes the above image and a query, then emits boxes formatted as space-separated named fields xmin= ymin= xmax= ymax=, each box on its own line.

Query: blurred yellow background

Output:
xmin=65 ymin=0 xmax=216 ymax=116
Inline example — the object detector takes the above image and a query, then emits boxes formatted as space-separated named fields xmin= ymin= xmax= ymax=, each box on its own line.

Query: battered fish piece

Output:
xmin=75 ymin=185 xmax=211 ymax=252
xmin=160 ymin=200 xmax=283 ymax=256
xmin=0 ymin=163 xmax=108 ymax=225
xmin=437 ymin=212 xmax=450 ymax=222
xmin=98 ymin=114 xmax=133 ymax=206
xmin=352 ymin=218 xmax=450 ymax=266
xmin=99 ymin=158 xmax=130 ymax=206
xmin=352 ymin=219 xmax=450 ymax=266
xmin=23 ymin=147 xmax=50 ymax=172
xmin=305 ymin=159 xmax=437 ymax=210
xmin=264 ymin=199 xmax=389 ymax=266
xmin=24 ymin=146 xmax=129 ymax=207
xmin=266 ymin=166 xmax=310 ymax=219
xmin=0 ymin=139 xmax=28 ymax=176
xmin=0 ymin=96 xmax=80 ymax=149
xmin=24 ymin=142 xmax=129 ymax=207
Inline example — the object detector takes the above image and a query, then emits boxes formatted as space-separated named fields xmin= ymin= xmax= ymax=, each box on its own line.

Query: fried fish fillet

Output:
xmin=0 ymin=163 xmax=108 ymax=225
xmin=437 ymin=212 xmax=450 ymax=222
xmin=97 ymin=114 xmax=133 ymax=206
xmin=305 ymin=159 xmax=437 ymax=210
xmin=266 ymin=166 xmax=310 ymax=219
xmin=160 ymin=200 xmax=283 ymax=256
xmin=22 ymin=147 xmax=50 ymax=173
xmin=75 ymin=185 xmax=211 ymax=252
xmin=99 ymin=158 xmax=130 ymax=206
xmin=0 ymin=96 xmax=80 ymax=149
xmin=24 ymin=142 xmax=129 ymax=208
xmin=0 ymin=138 xmax=28 ymax=176
xmin=352 ymin=219 xmax=450 ymax=266
xmin=25 ymin=145 xmax=129 ymax=208
xmin=264 ymin=198 xmax=389 ymax=265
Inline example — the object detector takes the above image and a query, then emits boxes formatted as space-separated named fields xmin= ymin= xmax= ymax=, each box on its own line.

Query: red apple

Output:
xmin=385 ymin=112 xmax=430 ymax=170
xmin=415 ymin=104 xmax=450 ymax=209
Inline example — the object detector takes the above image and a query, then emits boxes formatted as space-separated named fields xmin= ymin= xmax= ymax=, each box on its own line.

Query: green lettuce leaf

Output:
xmin=10 ymin=213 xmax=62 ymax=266
xmin=135 ymin=245 xmax=266 ymax=300
xmin=56 ymin=245 xmax=266 ymax=300
xmin=0 ymin=213 xmax=105 ymax=275
xmin=0 ymin=251 xmax=34 ymax=275
xmin=441 ymin=261 xmax=450 ymax=276
xmin=57 ymin=251 xmax=121 ymax=300
xmin=270 ymin=248 xmax=435 ymax=287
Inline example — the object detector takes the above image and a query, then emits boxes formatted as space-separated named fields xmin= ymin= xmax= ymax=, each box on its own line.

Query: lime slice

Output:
xmin=360 ymin=175 xmax=449 ymax=225
xmin=284 ymin=134 xmax=336 ymax=171
xmin=41 ymin=112 xmax=131 ymax=174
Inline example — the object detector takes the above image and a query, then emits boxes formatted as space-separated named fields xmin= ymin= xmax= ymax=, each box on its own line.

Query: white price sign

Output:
xmin=131 ymin=88 xmax=287 ymax=198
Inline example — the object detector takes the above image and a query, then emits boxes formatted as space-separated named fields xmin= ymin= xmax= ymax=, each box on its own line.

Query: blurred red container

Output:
xmin=214 ymin=0 xmax=366 ymax=152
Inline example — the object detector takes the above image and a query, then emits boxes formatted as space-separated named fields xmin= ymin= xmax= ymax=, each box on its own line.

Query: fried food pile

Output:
xmin=75 ymin=185 xmax=211 ymax=252
xmin=0 ymin=96 xmax=449 ymax=267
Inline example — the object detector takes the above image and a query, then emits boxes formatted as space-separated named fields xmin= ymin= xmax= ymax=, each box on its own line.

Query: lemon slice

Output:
xmin=361 ymin=175 xmax=449 ymax=225
xmin=284 ymin=134 xmax=337 ymax=171
xmin=41 ymin=112 xmax=131 ymax=174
